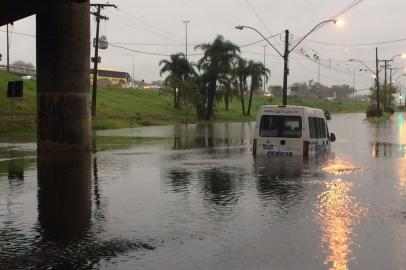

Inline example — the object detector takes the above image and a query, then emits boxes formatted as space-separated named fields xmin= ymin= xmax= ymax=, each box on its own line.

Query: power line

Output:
xmin=106 ymin=12 xmax=182 ymax=43
xmin=239 ymin=32 xmax=283 ymax=48
xmin=111 ymin=42 xmax=185 ymax=46
xmin=332 ymin=0 xmax=363 ymax=19
xmin=245 ymin=0 xmax=272 ymax=35
xmin=118 ymin=9 xmax=184 ymax=42
xmin=110 ymin=44 xmax=171 ymax=56
xmin=305 ymin=37 xmax=406 ymax=47
xmin=0 ymin=29 xmax=35 ymax=37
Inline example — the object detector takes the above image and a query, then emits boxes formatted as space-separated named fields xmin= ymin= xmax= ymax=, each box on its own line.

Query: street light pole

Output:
xmin=375 ymin=47 xmax=381 ymax=115
xmin=263 ymin=45 xmax=267 ymax=93
xmin=6 ymin=24 xmax=9 ymax=72
xmin=236 ymin=19 xmax=337 ymax=105
xmin=182 ymin=20 xmax=190 ymax=60
xmin=126 ymin=54 xmax=135 ymax=84
xmin=283 ymin=30 xmax=290 ymax=105
xmin=349 ymin=52 xmax=382 ymax=115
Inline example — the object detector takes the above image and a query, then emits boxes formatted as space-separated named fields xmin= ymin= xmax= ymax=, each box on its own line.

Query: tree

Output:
xmin=215 ymin=75 xmax=234 ymax=111
xmin=195 ymin=35 xmax=240 ymax=120
xmin=159 ymin=53 xmax=194 ymax=109
xmin=369 ymin=83 xmax=397 ymax=111
xmin=12 ymin=60 xmax=35 ymax=69
xmin=234 ymin=57 xmax=249 ymax=115
xmin=246 ymin=60 xmax=270 ymax=116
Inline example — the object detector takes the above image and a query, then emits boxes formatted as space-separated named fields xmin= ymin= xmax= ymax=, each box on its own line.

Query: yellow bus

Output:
xmin=90 ymin=68 xmax=131 ymax=88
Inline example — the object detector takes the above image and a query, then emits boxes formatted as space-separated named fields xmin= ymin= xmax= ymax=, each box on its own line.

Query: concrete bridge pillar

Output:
xmin=36 ymin=0 xmax=91 ymax=151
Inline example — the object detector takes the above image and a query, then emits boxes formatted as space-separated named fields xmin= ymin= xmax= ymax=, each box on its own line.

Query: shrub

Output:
xmin=366 ymin=105 xmax=382 ymax=118
xmin=385 ymin=106 xmax=395 ymax=114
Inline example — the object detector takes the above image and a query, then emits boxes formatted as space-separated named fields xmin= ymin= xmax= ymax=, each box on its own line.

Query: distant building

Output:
xmin=332 ymin=84 xmax=353 ymax=100
xmin=271 ymin=85 xmax=283 ymax=97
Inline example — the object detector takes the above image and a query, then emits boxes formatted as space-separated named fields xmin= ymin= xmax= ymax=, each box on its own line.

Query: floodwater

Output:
xmin=1 ymin=113 xmax=406 ymax=269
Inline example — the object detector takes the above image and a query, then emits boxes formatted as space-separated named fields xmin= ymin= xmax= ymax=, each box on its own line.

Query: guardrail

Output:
xmin=0 ymin=64 xmax=36 ymax=76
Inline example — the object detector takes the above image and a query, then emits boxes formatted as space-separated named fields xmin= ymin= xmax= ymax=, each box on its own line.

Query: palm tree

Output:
xmin=159 ymin=53 xmax=194 ymax=109
xmin=235 ymin=57 xmax=249 ymax=115
xmin=195 ymin=35 xmax=240 ymax=120
xmin=246 ymin=60 xmax=270 ymax=116
xmin=216 ymin=75 xmax=234 ymax=111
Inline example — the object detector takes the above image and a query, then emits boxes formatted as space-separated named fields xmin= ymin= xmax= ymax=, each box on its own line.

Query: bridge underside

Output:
xmin=3 ymin=0 xmax=92 ymax=151
xmin=0 ymin=0 xmax=75 ymax=26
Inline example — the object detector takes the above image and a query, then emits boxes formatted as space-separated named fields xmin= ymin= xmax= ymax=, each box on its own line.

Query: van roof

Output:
xmin=259 ymin=105 xmax=324 ymax=111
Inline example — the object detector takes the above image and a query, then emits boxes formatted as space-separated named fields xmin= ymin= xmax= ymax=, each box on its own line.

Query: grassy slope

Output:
xmin=0 ymin=72 xmax=37 ymax=134
xmin=0 ymin=71 xmax=369 ymax=134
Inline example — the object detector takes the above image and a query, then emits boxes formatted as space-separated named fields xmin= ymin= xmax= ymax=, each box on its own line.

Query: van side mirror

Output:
xmin=329 ymin=133 xmax=336 ymax=142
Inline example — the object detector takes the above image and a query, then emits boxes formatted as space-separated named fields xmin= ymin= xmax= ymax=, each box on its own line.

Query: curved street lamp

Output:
xmin=236 ymin=19 xmax=338 ymax=105
xmin=390 ymin=53 xmax=406 ymax=61
xmin=349 ymin=55 xmax=382 ymax=114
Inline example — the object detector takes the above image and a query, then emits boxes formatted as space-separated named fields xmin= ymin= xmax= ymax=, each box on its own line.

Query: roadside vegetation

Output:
xmin=366 ymin=83 xmax=399 ymax=121
xmin=0 ymin=34 xmax=371 ymax=135
xmin=0 ymin=71 xmax=368 ymax=135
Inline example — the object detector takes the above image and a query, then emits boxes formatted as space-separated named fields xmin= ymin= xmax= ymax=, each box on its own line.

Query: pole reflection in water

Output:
xmin=315 ymin=179 xmax=366 ymax=270
xmin=37 ymin=151 xmax=92 ymax=240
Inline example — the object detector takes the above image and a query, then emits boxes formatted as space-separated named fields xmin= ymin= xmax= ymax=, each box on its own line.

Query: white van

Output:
xmin=252 ymin=105 xmax=336 ymax=157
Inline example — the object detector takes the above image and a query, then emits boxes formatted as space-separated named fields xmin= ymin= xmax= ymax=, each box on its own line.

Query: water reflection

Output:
xmin=166 ymin=169 xmax=192 ymax=193
xmin=321 ymin=155 xmax=362 ymax=175
xmin=255 ymin=157 xmax=305 ymax=208
xmin=398 ymin=158 xmax=406 ymax=193
xmin=37 ymin=152 xmax=92 ymax=240
xmin=371 ymin=142 xmax=394 ymax=158
xmin=6 ymin=158 xmax=25 ymax=192
xmin=173 ymin=123 xmax=239 ymax=150
xmin=315 ymin=179 xmax=366 ymax=270
xmin=200 ymin=168 xmax=238 ymax=206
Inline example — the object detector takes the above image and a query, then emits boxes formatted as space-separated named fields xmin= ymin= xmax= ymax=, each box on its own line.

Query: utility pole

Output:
xmin=380 ymin=59 xmax=393 ymax=112
xmin=236 ymin=19 xmax=336 ymax=106
xmin=282 ymin=29 xmax=289 ymax=105
xmin=6 ymin=24 xmax=9 ymax=72
xmin=317 ymin=61 xmax=321 ymax=83
xmin=182 ymin=20 xmax=190 ymax=60
xmin=389 ymin=68 xmax=393 ymax=107
xmin=126 ymin=54 xmax=135 ymax=84
xmin=90 ymin=3 xmax=117 ymax=117
xmin=353 ymin=66 xmax=356 ymax=101
xmin=383 ymin=61 xmax=387 ymax=112
xmin=263 ymin=45 xmax=267 ymax=93
xmin=375 ymin=47 xmax=381 ymax=115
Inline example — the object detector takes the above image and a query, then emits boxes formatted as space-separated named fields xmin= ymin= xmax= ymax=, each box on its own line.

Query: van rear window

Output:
xmin=308 ymin=117 xmax=327 ymax=138
xmin=259 ymin=115 xmax=302 ymax=138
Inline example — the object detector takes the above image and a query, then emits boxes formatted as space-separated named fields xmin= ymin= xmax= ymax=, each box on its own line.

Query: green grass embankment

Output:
xmin=0 ymin=72 xmax=37 ymax=135
xmin=366 ymin=112 xmax=393 ymax=123
xmin=0 ymin=71 xmax=369 ymax=135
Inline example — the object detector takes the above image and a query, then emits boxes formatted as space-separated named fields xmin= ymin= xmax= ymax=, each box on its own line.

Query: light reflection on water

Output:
xmin=321 ymin=156 xmax=362 ymax=176
xmin=315 ymin=179 xmax=367 ymax=270
xmin=2 ymin=114 xmax=406 ymax=269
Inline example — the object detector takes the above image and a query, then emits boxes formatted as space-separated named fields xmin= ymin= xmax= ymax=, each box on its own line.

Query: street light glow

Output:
xmin=334 ymin=18 xmax=345 ymax=27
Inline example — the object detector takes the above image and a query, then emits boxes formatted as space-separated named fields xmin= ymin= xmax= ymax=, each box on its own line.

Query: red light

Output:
xmin=303 ymin=141 xmax=309 ymax=158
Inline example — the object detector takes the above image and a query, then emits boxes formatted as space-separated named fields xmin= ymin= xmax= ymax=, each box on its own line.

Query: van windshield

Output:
xmin=259 ymin=115 xmax=302 ymax=138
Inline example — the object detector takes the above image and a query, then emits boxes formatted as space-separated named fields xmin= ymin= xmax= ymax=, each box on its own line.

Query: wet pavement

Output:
xmin=1 ymin=113 xmax=406 ymax=269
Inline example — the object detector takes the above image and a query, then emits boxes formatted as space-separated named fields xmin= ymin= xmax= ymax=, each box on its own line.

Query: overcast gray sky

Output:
xmin=1 ymin=0 xmax=406 ymax=93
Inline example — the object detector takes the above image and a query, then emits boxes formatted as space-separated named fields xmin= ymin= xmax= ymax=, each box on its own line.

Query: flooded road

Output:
xmin=1 ymin=113 xmax=406 ymax=269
